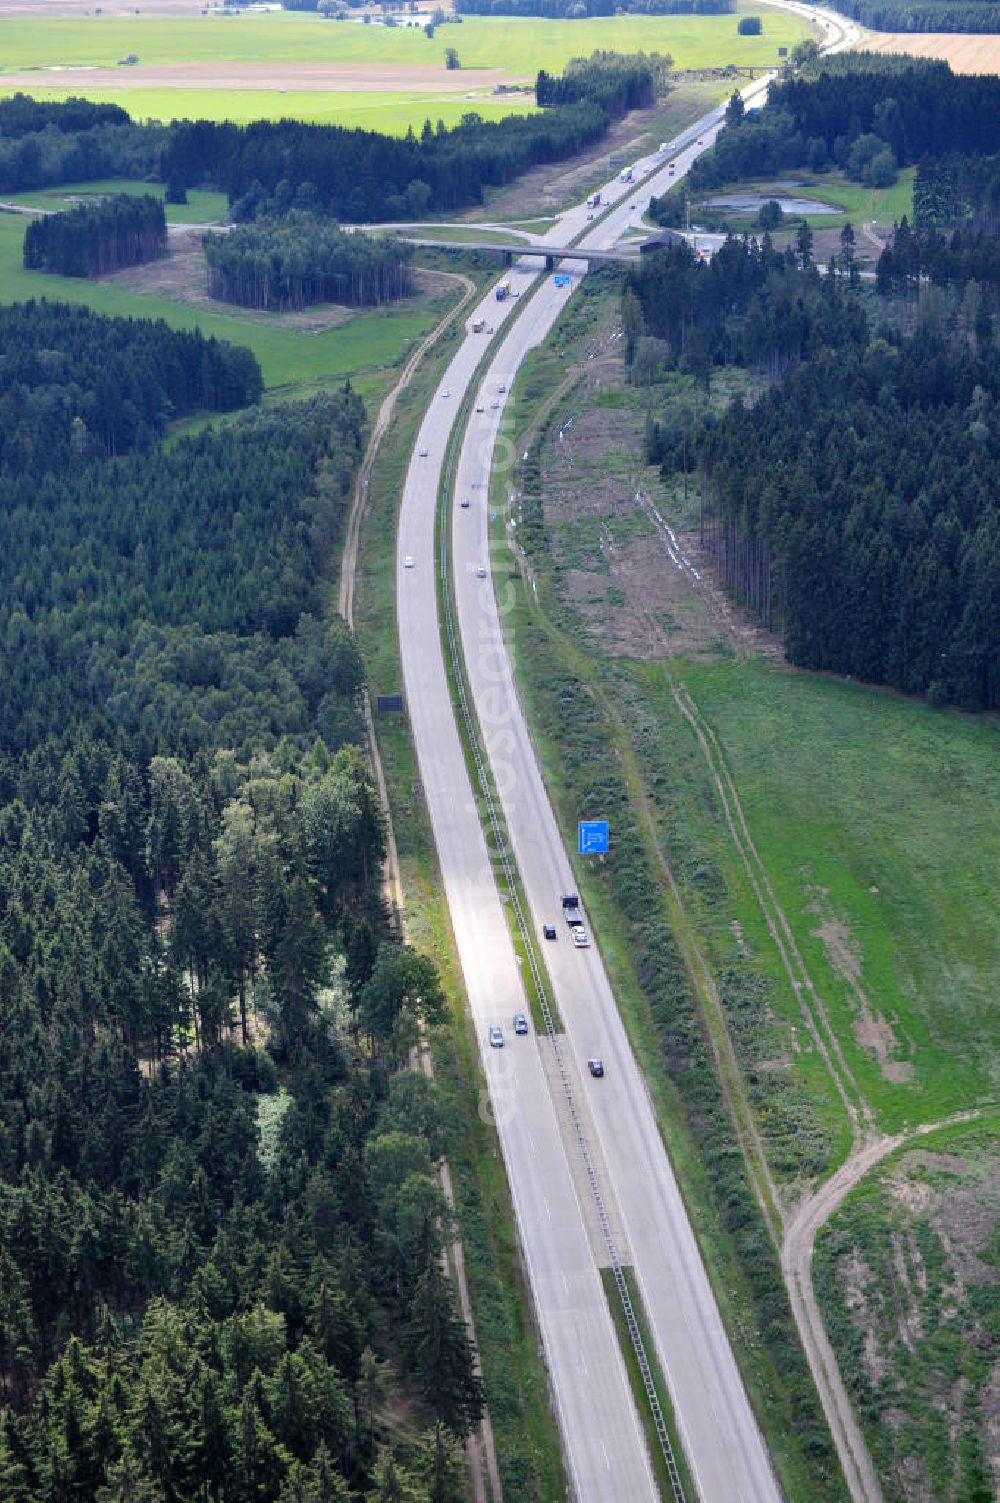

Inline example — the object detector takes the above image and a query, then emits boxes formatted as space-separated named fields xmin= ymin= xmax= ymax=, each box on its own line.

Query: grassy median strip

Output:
xmin=600 ymin=1266 xmax=698 ymax=1503
xmin=431 ymin=310 xmax=566 ymax=1038
xmin=350 ymin=264 xmax=568 ymax=1503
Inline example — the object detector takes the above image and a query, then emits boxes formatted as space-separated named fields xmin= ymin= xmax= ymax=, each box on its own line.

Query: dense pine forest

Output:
xmin=636 ymin=53 xmax=1000 ymax=708
xmin=0 ymin=55 xmax=663 ymax=221
xmin=535 ymin=50 xmax=668 ymax=111
xmin=456 ymin=0 xmax=731 ymax=19
xmin=0 ymin=304 xmax=483 ymax=1501
xmin=820 ymin=0 xmax=1000 ymax=32
xmin=23 ymin=195 xmax=167 ymax=279
xmin=631 ymin=236 xmax=1000 ymax=710
xmin=162 ymin=53 xmax=663 ymax=221
xmin=0 ymin=95 xmax=162 ymax=196
xmin=0 ymin=302 xmax=261 ymax=472
xmin=204 ymin=216 xmax=414 ymax=312
xmin=914 ymin=152 xmax=1000 ymax=235
xmin=695 ymin=327 xmax=1000 ymax=709
xmin=667 ymin=54 xmax=1000 ymax=202
xmin=876 ymin=219 xmax=1000 ymax=295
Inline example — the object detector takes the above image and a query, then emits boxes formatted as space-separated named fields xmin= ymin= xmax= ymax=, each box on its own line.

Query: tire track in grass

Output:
xmin=668 ymin=677 xmax=868 ymax=1133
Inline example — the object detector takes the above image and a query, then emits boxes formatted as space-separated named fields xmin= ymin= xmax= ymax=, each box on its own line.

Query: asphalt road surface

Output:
xmin=396 ymin=13 xmax=856 ymax=1496
xmin=446 ymin=137 xmax=783 ymax=1503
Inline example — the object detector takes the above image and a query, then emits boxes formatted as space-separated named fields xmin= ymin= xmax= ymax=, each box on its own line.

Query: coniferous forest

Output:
xmin=203 ymin=215 xmax=414 ymax=312
xmin=820 ymin=0 xmax=1000 ymax=34
xmin=635 ymin=56 xmax=1000 ymax=711
xmin=638 ymin=244 xmax=1000 ymax=702
xmin=0 ymin=55 xmax=661 ymax=220
xmin=669 ymin=54 xmax=1000 ymax=201
xmin=23 ymin=195 xmax=167 ymax=279
xmin=0 ymin=303 xmax=483 ymax=1502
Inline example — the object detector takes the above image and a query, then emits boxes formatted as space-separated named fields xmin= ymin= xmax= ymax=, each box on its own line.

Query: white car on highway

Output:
xmin=572 ymin=927 xmax=590 ymax=948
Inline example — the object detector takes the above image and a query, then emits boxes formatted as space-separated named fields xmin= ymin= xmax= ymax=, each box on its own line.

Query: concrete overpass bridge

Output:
xmin=401 ymin=236 xmax=642 ymax=269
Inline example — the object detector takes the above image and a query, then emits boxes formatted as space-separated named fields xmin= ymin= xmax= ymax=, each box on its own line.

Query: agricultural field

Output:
xmin=1 ymin=86 xmax=537 ymax=131
xmin=863 ymin=28 xmax=1000 ymax=73
xmin=0 ymin=4 xmax=814 ymax=123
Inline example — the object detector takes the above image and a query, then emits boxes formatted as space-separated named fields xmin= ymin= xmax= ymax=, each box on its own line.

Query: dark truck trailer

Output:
xmin=561 ymin=893 xmax=584 ymax=927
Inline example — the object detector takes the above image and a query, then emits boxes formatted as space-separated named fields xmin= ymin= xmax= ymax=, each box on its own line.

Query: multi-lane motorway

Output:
xmin=396 ymin=12 xmax=857 ymax=1498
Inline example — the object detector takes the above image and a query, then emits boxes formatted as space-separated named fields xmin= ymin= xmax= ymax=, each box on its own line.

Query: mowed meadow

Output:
xmin=660 ymin=660 xmax=1000 ymax=1138
xmin=0 ymin=4 xmax=812 ymax=125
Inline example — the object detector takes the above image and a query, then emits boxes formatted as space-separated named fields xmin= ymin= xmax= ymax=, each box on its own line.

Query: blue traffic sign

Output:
xmin=578 ymin=820 xmax=609 ymax=855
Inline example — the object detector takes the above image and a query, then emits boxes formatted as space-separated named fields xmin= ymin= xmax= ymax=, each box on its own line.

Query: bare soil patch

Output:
xmin=862 ymin=31 xmax=1000 ymax=74
xmin=2 ymin=60 xmax=521 ymax=92
xmin=466 ymin=99 xmax=667 ymax=223
xmin=104 ymin=234 xmax=446 ymax=329
xmin=540 ymin=336 xmax=779 ymax=662
xmin=0 ymin=0 xmax=205 ymax=11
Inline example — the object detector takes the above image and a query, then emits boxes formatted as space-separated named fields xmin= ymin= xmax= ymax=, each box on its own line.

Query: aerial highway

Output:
xmin=444 ymin=142 xmax=782 ymax=1503
xmin=396 ymin=11 xmax=857 ymax=1497
xmin=396 ymin=243 xmax=659 ymax=1503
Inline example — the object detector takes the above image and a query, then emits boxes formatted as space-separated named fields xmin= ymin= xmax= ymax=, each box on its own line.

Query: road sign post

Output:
xmin=578 ymin=820 xmax=609 ymax=855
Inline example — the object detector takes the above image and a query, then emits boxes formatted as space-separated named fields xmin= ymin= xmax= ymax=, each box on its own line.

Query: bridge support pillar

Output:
xmin=545 ymin=254 xmax=555 ymax=271
xmin=502 ymin=249 xmax=513 ymax=266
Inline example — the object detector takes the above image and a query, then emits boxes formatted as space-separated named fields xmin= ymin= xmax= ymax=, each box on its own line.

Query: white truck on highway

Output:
xmin=585 ymin=192 xmax=602 ymax=208
xmin=619 ymin=167 xmax=633 ymax=182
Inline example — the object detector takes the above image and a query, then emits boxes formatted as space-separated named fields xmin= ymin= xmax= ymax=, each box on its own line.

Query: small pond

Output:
xmin=705 ymin=193 xmax=841 ymax=216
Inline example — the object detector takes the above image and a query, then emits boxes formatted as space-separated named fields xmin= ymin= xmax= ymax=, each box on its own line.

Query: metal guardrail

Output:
xmin=435 ymin=384 xmax=689 ymax=1503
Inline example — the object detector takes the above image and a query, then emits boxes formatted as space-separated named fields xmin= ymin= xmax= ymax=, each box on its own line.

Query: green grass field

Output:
xmin=5 ymin=179 xmax=229 ymax=223
xmin=665 ymin=660 xmax=1000 ymax=1136
xmin=0 ymin=209 xmax=457 ymax=392
xmin=0 ymin=5 xmax=813 ymax=124
xmin=776 ymin=168 xmax=915 ymax=224
xmin=0 ymin=7 xmax=812 ymax=70
xmin=4 ymin=86 xmax=537 ymax=131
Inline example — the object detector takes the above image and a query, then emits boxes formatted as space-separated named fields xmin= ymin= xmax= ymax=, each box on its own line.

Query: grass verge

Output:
xmin=664 ymin=658 xmax=1000 ymax=1137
